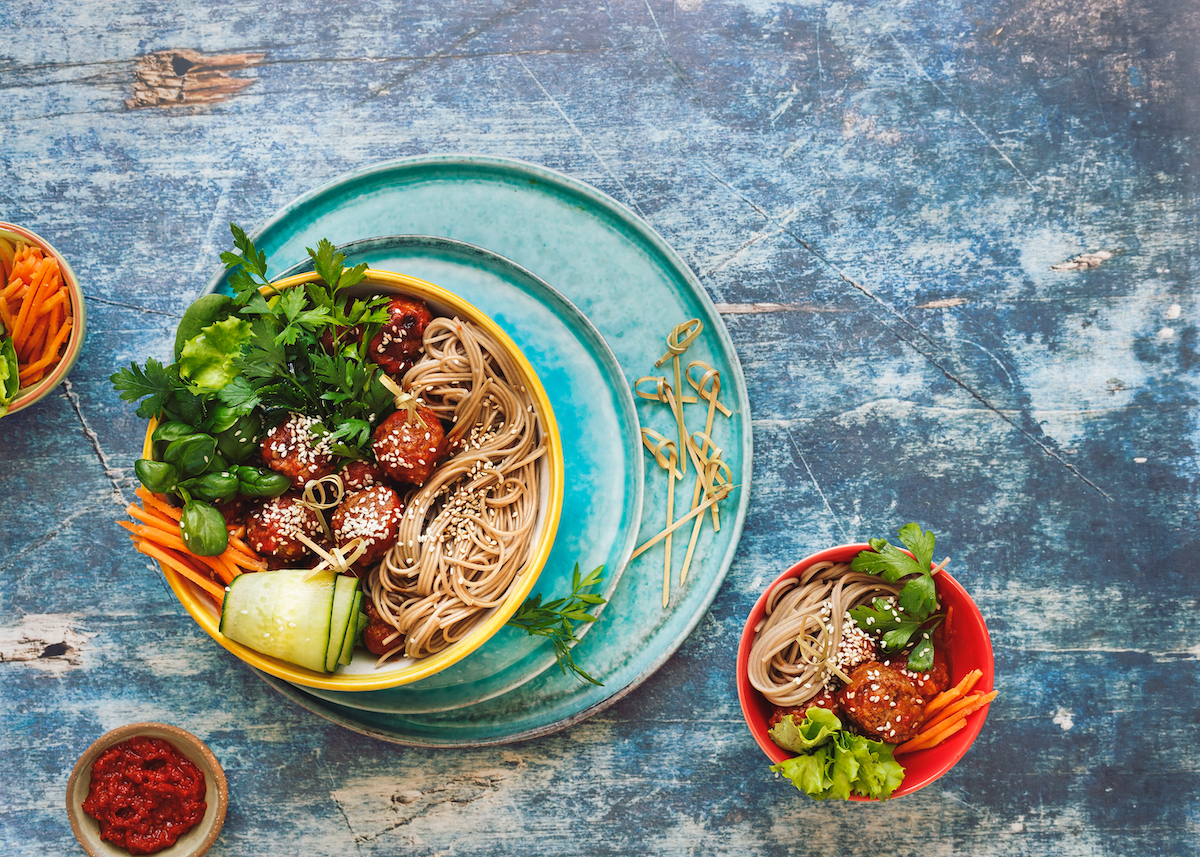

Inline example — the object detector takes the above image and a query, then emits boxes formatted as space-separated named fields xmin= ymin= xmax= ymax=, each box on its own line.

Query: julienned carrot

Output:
xmin=129 ymin=489 xmax=265 ymax=574
xmin=120 ymin=520 xmax=240 ymax=584
xmin=10 ymin=257 xmax=53 ymax=348
xmin=895 ymin=717 xmax=967 ymax=755
xmin=226 ymin=531 xmax=263 ymax=563
xmin=18 ymin=323 xmax=72 ymax=380
xmin=925 ymin=668 xmax=983 ymax=720
xmin=221 ymin=533 xmax=265 ymax=565
xmin=135 ymin=488 xmax=183 ymax=520
xmin=34 ymin=287 xmax=67 ymax=318
xmin=4 ymin=246 xmax=74 ymax=392
xmin=901 ymin=689 xmax=999 ymax=754
xmin=923 ymin=689 xmax=998 ymax=733
xmin=126 ymin=503 xmax=181 ymax=534
xmin=134 ymin=538 xmax=225 ymax=603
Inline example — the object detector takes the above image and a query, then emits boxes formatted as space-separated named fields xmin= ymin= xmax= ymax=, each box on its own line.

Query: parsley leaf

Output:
xmin=507 ymin=564 xmax=606 ymax=685
xmin=111 ymin=358 xmax=181 ymax=419
xmin=221 ymin=223 xmax=272 ymax=305
xmin=309 ymin=238 xmax=368 ymax=297
xmin=849 ymin=523 xmax=945 ymax=672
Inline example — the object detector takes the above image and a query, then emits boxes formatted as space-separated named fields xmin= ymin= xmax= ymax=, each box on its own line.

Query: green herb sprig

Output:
xmin=506 ymin=564 xmax=606 ymax=685
xmin=848 ymin=523 xmax=945 ymax=672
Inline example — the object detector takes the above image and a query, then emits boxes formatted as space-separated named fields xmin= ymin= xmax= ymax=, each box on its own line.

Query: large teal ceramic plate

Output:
xmin=204 ymin=155 xmax=752 ymax=746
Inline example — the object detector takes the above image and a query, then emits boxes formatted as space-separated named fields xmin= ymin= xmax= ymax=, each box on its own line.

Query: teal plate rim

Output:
xmin=203 ymin=154 xmax=754 ymax=746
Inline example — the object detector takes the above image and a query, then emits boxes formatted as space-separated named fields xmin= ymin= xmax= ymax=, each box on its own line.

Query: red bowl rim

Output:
xmin=736 ymin=542 xmax=994 ymax=800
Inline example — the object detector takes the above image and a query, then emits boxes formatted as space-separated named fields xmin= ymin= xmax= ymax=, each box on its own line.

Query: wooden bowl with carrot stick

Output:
xmin=0 ymin=222 xmax=86 ymax=417
xmin=736 ymin=540 xmax=996 ymax=800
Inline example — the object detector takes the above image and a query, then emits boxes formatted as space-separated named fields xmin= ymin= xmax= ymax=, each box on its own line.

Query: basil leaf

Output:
xmin=179 ymin=498 xmax=228 ymax=557
xmin=133 ymin=459 xmax=179 ymax=494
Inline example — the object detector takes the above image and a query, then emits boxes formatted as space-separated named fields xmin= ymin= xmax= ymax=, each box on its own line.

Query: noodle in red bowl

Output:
xmin=736 ymin=539 xmax=994 ymax=800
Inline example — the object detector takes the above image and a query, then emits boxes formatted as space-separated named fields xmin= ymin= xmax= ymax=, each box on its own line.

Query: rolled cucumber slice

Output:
xmin=325 ymin=575 xmax=360 ymax=673
xmin=219 ymin=569 xmax=338 ymax=673
xmin=338 ymin=590 xmax=364 ymax=666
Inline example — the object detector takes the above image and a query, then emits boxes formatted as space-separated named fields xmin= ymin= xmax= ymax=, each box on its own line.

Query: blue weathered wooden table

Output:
xmin=2 ymin=1 xmax=1197 ymax=854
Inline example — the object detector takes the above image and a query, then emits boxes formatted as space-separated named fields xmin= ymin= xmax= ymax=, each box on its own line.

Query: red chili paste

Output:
xmin=81 ymin=735 xmax=207 ymax=855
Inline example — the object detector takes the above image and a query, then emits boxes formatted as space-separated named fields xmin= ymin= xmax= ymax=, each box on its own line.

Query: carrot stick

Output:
xmin=19 ymin=312 xmax=50 ymax=362
xmin=922 ymin=669 xmax=984 ymax=720
xmin=922 ymin=687 xmax=964 ymax=720
xmin=126 ymin=499 xmax=177 ymax=528
xmin=33 ymin=287 xmax=68 ymax=318
xmin=135 ymin=488 xmax=183 ymax=521
xmin=134 ymin=539 xmax=226 ymax=602
xmin=208 ymin=552 xmax=241 ymax=584
xmin=126 ymin=504 xmax=181 ymax=535
xmin=895 ymin=717 xmax=967 ymax=755
xmin=226 ymin=531 xmax=261 ymax=560
xmin=10 ymin=257 xmax=52 ymax=348
xmin=924 ymin=689 xmax=998 ymax=732
xmin=19 ymin=319 xmax=71 ymax=375
xmin=223 ymin=543 xmax=266 ymax=571
xmin=0 ymin=297 xmax=13 ymax=330
xmin=924 ymin=694 xmax=982 ymax=731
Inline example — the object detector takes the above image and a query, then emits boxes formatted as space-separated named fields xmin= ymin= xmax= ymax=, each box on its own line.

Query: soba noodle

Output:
xmin=367 ymin=317 xmax=545 ymax=662
xmin=747 ymin=561 xmax=901 ymax=708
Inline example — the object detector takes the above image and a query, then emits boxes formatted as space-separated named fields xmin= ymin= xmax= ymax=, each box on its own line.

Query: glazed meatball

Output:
xmin=361 ymin=601 xmax=400 ymax=657
xmin=367 ymin=297 xmax=432 ymax=375
xmin=319 ymin=322 xmax=363 ymax=354
xmin=260 ymin=412 xmax=336 ymax=489
xmin=836 ymin=661 xmax=926 ymax=744
xmin=245 ymin=492 xmax=325 ymax=568
xmin=331 ymin=484 xmax=404 ymax=565
xmin=338 ymin=459 xmax=386 ymax=492
xmin=372 ymin=407 xmax=445 ymax=486
xmin=767 ymin=690 xmax=840 ymax=730
xmin=888 ymin=646 xmax=951 ymax=700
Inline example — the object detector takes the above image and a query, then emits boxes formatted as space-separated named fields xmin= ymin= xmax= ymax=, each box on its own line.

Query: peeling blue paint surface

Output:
xmin=1 ymin=0 xmax=1198 ymax=854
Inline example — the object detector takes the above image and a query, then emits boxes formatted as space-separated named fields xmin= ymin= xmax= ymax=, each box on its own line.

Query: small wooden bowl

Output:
xmin=66 ymin=723 xmax=228 ymax=857
xmin=0 ymin=221 xmax=86 ymax=416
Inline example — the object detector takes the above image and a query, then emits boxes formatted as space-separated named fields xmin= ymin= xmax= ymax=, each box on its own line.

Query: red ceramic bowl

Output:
xmin=736 ymin=543 xmax=994 ymax=799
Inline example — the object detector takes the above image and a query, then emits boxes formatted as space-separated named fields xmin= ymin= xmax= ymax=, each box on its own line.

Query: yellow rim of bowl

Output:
xmin=141 ymin=269 xmax=564 ymax=691
xmin=0 ymin=223 xmax=87 ymax=415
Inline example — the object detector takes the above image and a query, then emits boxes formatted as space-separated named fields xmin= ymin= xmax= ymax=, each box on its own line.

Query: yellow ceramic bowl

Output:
xmin=142 ymin=269 xmax=564 ymax=691
xmin=0 ymin=221 xmax=86 ymax=416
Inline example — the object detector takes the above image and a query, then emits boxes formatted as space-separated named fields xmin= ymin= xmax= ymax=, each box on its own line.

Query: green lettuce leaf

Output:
xmin=771 ymin=747 xmax=833 ymax=797
xmin=0 ymin=335 xmax=19 ymax=416
xmin=768 ymin=708 xmax=907 ymax=801
xmin=179 ymin=315 xmax=253 ymax=393
xmin=840 ymin=734 xmax=906 ymax=800
xmin=768 ymin=708 xmax=842 ymax=754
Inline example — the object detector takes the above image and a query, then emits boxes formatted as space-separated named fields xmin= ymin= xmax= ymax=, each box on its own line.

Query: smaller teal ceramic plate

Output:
xmin=274 ymin=236 xmax=642 ymax=713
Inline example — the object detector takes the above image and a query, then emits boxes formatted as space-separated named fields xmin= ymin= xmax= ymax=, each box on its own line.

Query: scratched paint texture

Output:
xmin=1 ymin=0 xmax=1198 ymax=854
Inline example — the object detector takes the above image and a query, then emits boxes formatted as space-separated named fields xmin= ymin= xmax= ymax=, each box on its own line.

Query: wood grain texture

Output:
xmin=1 ymin=0 xmax=1198 ymax=854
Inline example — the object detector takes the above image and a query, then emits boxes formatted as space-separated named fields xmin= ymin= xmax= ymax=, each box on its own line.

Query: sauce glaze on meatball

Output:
xmin=331 ymin=484 xmax=404 ymax=565
xmin=836 ymin=661 xmax=926 ymax=744
xmin=368 ymin=297 xmax=432 ymax=376
xmin=260 ymin=412 xmax=336 ymax=489
xmin=245 ymin=492 xmax=325 ymax=568
xmin=372 ymin=407 xmax=445 ymax=486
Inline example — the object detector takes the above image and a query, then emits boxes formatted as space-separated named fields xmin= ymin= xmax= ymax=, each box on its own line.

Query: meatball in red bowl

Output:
xmin=736 ymin=536 xmax=995 ymax=800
